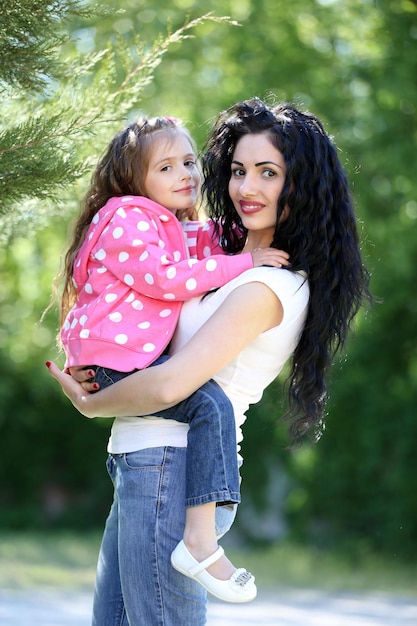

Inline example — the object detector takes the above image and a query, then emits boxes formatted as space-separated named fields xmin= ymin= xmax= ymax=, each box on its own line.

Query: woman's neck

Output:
xmin=241 ymin=233 xmax=274 ymax=254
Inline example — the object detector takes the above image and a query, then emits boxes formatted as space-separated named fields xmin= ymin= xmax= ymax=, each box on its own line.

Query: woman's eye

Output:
xmin=231 ymin=168 xmax=245 ymax=177
xmin=263 ymin=169 xmax=276 ymax=178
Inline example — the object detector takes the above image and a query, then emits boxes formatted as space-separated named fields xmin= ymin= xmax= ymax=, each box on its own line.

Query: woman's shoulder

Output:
xmin=224 ymin=266 xmax=309 ymax=318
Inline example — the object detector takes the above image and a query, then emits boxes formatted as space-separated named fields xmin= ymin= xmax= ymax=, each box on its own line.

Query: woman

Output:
xmin=47 ymin=98 xmax=371 ymax=625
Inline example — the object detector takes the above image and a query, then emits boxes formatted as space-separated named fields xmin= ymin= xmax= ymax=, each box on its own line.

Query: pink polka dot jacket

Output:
xmin=61 ymin=196 xmax=253 ymax=371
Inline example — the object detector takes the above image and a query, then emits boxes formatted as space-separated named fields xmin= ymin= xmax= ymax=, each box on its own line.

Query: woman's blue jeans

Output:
xmin=92 ymin=447 xmax=237 ymax=625
xmin=93 ymin=360 xmax=240 ymax=507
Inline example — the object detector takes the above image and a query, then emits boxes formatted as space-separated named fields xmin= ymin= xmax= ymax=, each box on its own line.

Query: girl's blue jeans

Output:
xmin=93 ymin=358 xmax=240 ymax=507
xmin=92 ymin=447 xmax=237 ymax=625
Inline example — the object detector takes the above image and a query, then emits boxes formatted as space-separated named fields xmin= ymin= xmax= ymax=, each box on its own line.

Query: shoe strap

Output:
xmin=189 ymin=546 xmax=225 ymax=576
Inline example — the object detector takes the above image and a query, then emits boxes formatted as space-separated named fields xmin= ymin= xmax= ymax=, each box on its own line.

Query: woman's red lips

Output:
xmin=239 ymin=201 xmax=264 ymax=214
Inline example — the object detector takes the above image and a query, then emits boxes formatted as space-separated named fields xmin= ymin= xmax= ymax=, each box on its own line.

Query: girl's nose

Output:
xmin=180 ymin=166 xmax=192 ymax=180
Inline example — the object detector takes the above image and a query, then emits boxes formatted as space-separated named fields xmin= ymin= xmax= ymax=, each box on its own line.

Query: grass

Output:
xmin=0 ymin=531 xmax=416 ymax=596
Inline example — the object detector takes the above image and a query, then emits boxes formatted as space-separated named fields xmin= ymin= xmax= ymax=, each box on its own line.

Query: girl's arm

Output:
xmin=47 ymin=281 xmax=283 ymax=418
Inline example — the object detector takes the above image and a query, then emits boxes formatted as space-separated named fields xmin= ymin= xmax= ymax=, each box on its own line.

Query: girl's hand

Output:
xmin=251 ymin=247 xmax=290 ymax=268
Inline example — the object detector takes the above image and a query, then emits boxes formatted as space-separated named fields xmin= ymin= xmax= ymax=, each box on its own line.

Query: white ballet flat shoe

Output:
xmin=171 ymin=540 xmax=257 ymax=603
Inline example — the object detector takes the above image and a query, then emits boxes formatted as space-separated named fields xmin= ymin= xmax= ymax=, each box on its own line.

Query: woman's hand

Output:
xmin=45 ymin=362 xmax=99 ymax=418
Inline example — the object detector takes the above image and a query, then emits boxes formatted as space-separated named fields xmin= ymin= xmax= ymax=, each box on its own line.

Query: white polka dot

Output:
xmin=206 ymin=259 xmax=218 ymax=271
xmin=173 ymin=251 xmax=181 ymax=262
xmin=186 ymin=278 xmax=197 ymax=290
xmin=103 ymin=226 xmax=109 ymax=235
xmin=105 ymin=293 xmax=117 ymax=303
xmin=166 ymin=267 xmax=176 ymax=279
xmin=119 ymin=251 xmax=129 ymax=262
xmin=115 ymin=334 xmax=128 ymax=345
xmin=139 ymin=251 xmax=149 ymax=262
xmin=159 ymin=214 xmax=169 ymax=222
xmin=80 ymin=329 xmax=90 ymax=338
xmin=124 ymin=274 xmax=134 ymax=286
xmin=79 ymin=315 xmax=88 ymax=326
xmin=97 ymin=266 xmax=107 ymax=274
xmin=131 ymin=299 xmax=144 ymax=310
xmin=125 ymin=293 xmax=135 ymax=303
xmin=163 ymin=293 xmax=175 ymax=300
xmin=116 ymin=208 xmax=127 ymax=218
xmin=203 ymin=246 xmax=211 ymax=257
xmin=63 ymin=320 xmax=70 ymax=331
xmin=143 ymin=343 xmax=156 ymax=352
xmin=122 ymin=196 xmax=134 ymax=203
xmin=133 ymin=239 xmax=143 ymax=246
xmin=88 ymin=232 xmax=94 ymax=241
xmin=113 ymin=227 xmax=124 ymax=239
xmin=109 ymin=312 xmax=122 ymax=322
xmin=160 ymin=255 xmax=169 ymax=265
xmin=70 ymin=318 xmax=78 ymax=329
xmin=138 ymin=321 xmax=150 ymax=329
xmin=158 ymin=240 xmax=165 ymax=248
xmin=95 ymin=249 xmax=106 ymax=261
xmin=159 ymin=309 xmax=172 ymax=317
xmin=92 ymin=213 xmax=100 ymax=224
xmin=145 ymin=274 xmax=154 ymax=285
xmin=137 ymin=221 xmax=150 ymax=231
xmin=188 ymin=259 xmax=198 ymax=267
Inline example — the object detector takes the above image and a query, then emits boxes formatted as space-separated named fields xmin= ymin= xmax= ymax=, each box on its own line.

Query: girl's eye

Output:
xmin=262 ymin=169 xmax=276 ymax=178
xmin=185 ymin=160 xmax=196 ymax=167
xmin=160 ymin=164 xmax=172 ymax=172
xmin=231 ymin=167 xmax=245 ymax=177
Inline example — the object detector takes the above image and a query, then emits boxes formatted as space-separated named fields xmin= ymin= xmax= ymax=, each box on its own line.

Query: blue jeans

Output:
xmin=93 ymin=359 xmax=240 ymax=507
xmin=92 ymin=448 xmax=237 ymax=626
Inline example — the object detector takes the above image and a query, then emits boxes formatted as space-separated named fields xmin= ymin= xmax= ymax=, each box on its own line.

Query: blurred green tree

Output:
xmin=1 ymin=0 xmax=416 ymax=560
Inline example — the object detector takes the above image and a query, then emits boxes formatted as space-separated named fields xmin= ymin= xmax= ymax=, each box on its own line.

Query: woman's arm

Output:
xmin=47 ymin=281 xmax=283 ymax=418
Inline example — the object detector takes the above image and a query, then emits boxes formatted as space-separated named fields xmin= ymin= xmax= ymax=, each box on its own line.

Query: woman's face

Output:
xmin=228 ymin=133 xmax=287 ymax=242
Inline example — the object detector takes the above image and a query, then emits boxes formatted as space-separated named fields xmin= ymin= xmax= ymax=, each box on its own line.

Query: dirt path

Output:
xmin=0 ymin=588 xmax=416 ymax=625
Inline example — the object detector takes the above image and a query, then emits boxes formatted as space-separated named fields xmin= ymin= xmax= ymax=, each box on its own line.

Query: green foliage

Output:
xmin=0 ymin=2 xmax=235 ymax=238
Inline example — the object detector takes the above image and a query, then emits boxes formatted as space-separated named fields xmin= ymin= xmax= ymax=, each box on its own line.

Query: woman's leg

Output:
xmin=103 ymin=447 xmax=207 ymax=626
xmin=92 ymin=455 xmax=128 ymax=626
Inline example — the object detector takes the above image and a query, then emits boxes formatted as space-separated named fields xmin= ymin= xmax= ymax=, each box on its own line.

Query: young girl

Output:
xmin=57 ymin=115 xmax=289 ymax=603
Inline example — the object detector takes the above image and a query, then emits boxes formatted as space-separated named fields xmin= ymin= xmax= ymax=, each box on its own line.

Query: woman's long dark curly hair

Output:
xmin=202 ymin=97 xmax=372 ymax=444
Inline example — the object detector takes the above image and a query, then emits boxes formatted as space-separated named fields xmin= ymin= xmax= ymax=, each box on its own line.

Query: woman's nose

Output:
xmin=239 ymin=176 xmax=256 ymax=196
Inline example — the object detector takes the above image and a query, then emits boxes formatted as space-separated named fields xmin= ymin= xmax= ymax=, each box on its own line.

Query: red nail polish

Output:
xmin=93 ymin=383 xmax=100 ymax=390
xmin=45 ymin=361 xmax=51 ymax=368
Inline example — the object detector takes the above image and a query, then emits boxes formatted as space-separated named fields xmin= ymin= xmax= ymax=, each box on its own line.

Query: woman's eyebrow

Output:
xmin=231 ymin=159 xmax=283 ymax=169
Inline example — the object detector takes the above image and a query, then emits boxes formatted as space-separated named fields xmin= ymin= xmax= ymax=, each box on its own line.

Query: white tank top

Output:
xmin=107 ymin=267 xmax=309 ymax=457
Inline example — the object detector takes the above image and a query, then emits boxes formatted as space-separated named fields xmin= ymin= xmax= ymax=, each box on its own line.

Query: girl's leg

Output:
xmin=94 ymin=367 xmax=246 ymax=588
xmin=93 ymin=363 xmax=240 ymax=508
xmin=113 ymin=447 xmax=207 ymax=626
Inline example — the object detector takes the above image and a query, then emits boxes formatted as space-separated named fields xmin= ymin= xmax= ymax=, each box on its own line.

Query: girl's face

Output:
xmin=143 ymin=130 xmax=201 ymax=214
xmin=228 ymin=133 xmax=287 ymax=243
